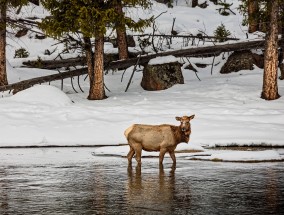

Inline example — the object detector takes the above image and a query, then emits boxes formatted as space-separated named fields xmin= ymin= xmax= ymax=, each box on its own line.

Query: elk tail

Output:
xmin=124 ymin=125 xmax=134 ymax=139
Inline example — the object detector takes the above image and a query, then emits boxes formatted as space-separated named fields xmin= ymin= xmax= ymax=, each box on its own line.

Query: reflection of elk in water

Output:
xmin=126 ymin=164 xmax=176 ymax=213
xmin=124 ymin=115 xmax=195 ymax=165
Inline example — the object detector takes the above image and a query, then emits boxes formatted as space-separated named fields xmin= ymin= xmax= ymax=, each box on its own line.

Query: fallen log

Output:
xmin=22 ymin=57 xmax=86 ymax=69
xmin=0 ymin=68 xmax=87 ymax=94
xmin=22 ymin=40 xmax=267 ymax=70
xmin=106 ymin=39 xmax=270 ymax=70
xmin=21 ymin=52 xmax=137 ymax=69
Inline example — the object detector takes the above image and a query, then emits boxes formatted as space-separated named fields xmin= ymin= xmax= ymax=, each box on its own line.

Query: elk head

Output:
xmin=175 ymin=115 xmax=195 ymax=136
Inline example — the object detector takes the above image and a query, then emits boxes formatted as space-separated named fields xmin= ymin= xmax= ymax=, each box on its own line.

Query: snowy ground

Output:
xmin=1 ymin=1 xmax=284 ymax=162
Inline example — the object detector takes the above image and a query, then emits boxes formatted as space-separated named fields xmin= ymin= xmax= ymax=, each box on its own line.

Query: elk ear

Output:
xmin=189 ymin=115 xmax=195 ymax=120
xmin=176 ymin=116 xmax=181 ymax=121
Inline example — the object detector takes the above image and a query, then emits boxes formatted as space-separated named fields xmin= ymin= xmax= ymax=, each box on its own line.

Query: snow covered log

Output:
xmin=0 ymin=68 xmax=87 ymax=94
xmin=106 ymin=39 xmax=282 ymax=70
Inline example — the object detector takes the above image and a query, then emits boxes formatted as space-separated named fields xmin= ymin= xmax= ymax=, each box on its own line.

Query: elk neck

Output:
xmin=171 ymin=126 xmax=190 ymax=144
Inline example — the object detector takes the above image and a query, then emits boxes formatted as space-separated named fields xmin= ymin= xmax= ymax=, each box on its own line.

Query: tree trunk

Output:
xmin=88 ymin=33 xmax=106 ymax=100
xmin=279 ymin=2 xmax=284 ymax=35
xmin=279 ymin=2 xmax=284 ymax=79
xmin=261 ymin=0 xmax=280 ymax=100
xmin=279 ymin=32 xmax=284 ymax=80
xmin=83 ymin=36 xmax=94 ymax=84
xmin=248 ymin=0 xmax=259 ymax=33
xmin=116 ymin=28 xmax=129 ymax=60
xmin=0 ymin=3 xmax=7 ymax=86
xmin=115 ymin=0 xmax=129 ymax=60
xmin=192 ymin=0 xmax=198 ymax=8
xmin=279 ymin=63 xmax=284 ymax=80
xmin=28 ymin=0 xmax=40 ymax=6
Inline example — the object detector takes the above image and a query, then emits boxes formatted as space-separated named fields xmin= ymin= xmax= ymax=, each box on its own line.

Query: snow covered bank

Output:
xmin=1 ymin=65 xmax=284 ymax=148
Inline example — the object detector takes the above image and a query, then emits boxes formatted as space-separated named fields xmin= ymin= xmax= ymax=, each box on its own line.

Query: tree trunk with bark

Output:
xmin=115 ymin=0 xmax=129 ymax=60
xmin=248 ymin=0 xmax=259 ymax=33
xmin=88 ymin=33 xmax=106 ymax=100
xmin=279 ymin=2 xmax=284 ymax=35
xmin=261 ymin=0 xmax=280 ymax=100
xmin=279 ymin=63 xmax=284 ymax=80
xmin=192 ymin=0 xmax=198 ymax=8
xmin=0 ymin=3 xmax=8 ymax=86
xmin=279 ymin=25 xmax=284 ymax=80
xmin=28 ymin=0 xmax=39 ymax=6
xmin=83 ymin=36 xmax=94 ymax=84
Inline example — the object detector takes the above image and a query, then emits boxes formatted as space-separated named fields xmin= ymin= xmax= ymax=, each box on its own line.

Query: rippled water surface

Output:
xmin=0 ymin=148 xmax=283 ymax=215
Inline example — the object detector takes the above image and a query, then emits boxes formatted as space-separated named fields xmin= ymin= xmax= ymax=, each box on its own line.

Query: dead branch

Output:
xmin=77 ymin=76 xmax=84 ymax=92
xmin=125 ymin=53 xmax=142 ymax=92
xmin=70 ymin=76 xmax=78 ymax=93
xmin=211 ymin=55 xmax=216 ymax=75
xmin=184 ymin=57 xmax=201 ymax=81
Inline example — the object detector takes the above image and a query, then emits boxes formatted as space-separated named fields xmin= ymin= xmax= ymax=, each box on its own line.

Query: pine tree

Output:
xmin=41 ymin=0 xmax=152 ymax=100
xmin=0 ymin=0 xmax=28 ymax=86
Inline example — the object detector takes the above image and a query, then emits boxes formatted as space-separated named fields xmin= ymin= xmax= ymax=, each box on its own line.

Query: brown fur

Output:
xmin=125 ymin=115 xmax=195 ymax=165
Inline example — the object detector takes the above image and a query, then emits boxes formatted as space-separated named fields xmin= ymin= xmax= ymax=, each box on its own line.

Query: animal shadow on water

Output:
xmin=126 ymin=163 xmax=177 ymax=213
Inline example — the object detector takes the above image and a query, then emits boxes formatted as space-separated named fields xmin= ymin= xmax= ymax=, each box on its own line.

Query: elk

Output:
xmin=124 ymin=115 xmax=195 ymax=165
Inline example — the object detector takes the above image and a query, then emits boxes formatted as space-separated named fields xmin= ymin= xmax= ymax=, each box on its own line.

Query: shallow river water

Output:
xmin=0 ymin=148 xmax=283 ymax=215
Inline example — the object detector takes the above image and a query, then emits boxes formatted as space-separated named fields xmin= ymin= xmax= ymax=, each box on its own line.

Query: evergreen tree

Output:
xmin=41 ymin=0 xmax=152 ymax=100
xmin=0 ymin=0 xmax=28 ymax=86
